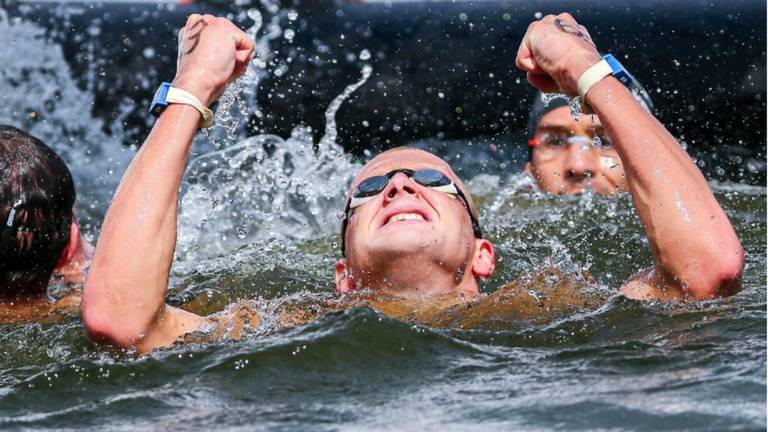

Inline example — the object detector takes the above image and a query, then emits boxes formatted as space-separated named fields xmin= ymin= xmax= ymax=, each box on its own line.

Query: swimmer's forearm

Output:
xmin=587 ymin=78 xmax=744 ymax=298
xmin=83 ymin=105 xmax=204 ymax=348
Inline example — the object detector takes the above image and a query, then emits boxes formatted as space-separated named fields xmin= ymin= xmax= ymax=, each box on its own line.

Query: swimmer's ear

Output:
xmin=55 ymin=221 xmax=80 ymax=270
xmin=334 ymin=260 xmax=356 ymax=293
xmin=471 ymin=239 xmax=495 ymax=279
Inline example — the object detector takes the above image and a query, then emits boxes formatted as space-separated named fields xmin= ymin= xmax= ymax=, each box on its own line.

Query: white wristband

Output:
xmin=577 ymin=59 xmax=613 ymax=102
xmin=166 ymin=87 xmax=214 ymax=128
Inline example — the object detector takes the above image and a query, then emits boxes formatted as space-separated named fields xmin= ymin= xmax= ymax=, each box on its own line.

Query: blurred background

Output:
xmin=3 ymin=0 xmax=766 ymax=184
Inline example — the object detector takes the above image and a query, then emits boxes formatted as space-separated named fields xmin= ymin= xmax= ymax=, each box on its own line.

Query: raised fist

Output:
xmin=516 ymin=13 xmax=601 ymax=96
xmin=172 ymin=15 xmax=256 ymax=106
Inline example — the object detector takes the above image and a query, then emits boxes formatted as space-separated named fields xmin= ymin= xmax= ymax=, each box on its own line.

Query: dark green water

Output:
xmin=0 ymin=176 xmax=764 ymax=431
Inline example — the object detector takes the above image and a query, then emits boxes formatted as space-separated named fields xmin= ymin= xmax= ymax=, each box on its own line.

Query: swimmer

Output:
xmin=0 ymin=126 xmax=93 ymax=322
xmin=523 ymin=86 xmax=653 ymax=195
xmin=82 ymin=14 xmax=744 ymax=353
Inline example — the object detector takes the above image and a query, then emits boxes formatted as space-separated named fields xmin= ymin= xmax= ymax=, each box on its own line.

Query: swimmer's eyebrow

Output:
xmin=536 ymin=125 xmax=573 ymax=134
xmin=537 ymin=124 xmax=607 ymax=135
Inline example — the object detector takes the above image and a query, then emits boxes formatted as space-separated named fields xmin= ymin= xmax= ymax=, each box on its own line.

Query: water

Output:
xmin=0 ymin=5 xmax=765 ymax=431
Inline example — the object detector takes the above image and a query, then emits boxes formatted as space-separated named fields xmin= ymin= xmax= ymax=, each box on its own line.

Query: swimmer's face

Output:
xmin=338 ymin=148 xmax=493 ymax=291
xmin=526 ymin=107 xmax=628 ymax=195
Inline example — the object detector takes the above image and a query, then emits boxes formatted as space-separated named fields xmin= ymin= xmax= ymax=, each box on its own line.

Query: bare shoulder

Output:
xmin=426 ymin=267 xmax=603 ymax=329
xmin=0 ymin=290 xmax=81 ymax=325
xmin=180 ymin=299 xmax=263 ymax=344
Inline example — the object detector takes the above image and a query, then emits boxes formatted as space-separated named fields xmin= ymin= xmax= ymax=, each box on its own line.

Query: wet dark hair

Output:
xmin=0 ymin=125 xmax=75 ymax=298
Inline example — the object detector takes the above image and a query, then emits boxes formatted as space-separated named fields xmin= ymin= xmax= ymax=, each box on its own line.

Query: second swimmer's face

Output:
xmin=341 ymin=148 xmax=480 ymax=287
xmin=526 ymin=106 xmax=628 ymax=195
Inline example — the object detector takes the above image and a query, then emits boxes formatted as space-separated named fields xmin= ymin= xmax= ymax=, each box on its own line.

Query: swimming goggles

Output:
xmin=528 ymin=132 xmax=618 ymax=161
xmin=340 ymin=168 xmax=482 ymax=256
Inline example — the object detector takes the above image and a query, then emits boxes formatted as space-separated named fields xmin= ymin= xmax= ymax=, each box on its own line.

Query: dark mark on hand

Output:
xmin=185 ymin=19 xmax=208 ymax=55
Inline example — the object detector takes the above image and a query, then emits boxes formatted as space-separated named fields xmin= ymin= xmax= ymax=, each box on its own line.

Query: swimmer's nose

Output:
xmin=384 ymin=173 xmax=418 ymax=202
xmin=564 ymin=139 xmax=598 ymax=181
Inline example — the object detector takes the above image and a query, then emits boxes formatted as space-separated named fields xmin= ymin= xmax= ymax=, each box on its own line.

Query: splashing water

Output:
xmin=0 ymin=9 xmax=133 ymax=227
xmin=203 ymin=5 xmax=291 ymax=148
xmin=539 ymin=92 xmax=568 ymax=107
xmin=177 ymin=36 xmax=373 ymax=262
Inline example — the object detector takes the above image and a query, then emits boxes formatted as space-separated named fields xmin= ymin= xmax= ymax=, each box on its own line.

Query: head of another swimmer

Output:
xmin=525 ymin=85 xmax=653 ymax=195
xmin=526 ymin=106 xmax=628 ymax=195
xmin=336 ymin=147 xmax=495 ymax=295
xmin=0 ymin=126 xmax=76 ymax=299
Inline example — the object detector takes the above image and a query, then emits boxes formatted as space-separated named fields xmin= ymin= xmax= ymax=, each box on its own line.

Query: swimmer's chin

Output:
xmin=365 ymin=236 xmax=440 ymax=259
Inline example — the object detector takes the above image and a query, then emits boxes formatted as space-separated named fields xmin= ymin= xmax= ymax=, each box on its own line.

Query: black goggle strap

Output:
xmin=340 ymin=197 xmax=352 ymax=258
xmin=453 ymin=187 xmax=483 ymax=239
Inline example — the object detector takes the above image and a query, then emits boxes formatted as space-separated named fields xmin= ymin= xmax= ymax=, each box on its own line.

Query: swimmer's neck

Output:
xmin=361 ymin=271 xmax=481 ymax=300
xmin=0 ymin=291 xmax=51 ymax=307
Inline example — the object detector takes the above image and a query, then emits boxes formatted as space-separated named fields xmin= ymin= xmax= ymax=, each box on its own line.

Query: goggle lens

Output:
xmin=412 ymin=169 xmax=452 ymax=187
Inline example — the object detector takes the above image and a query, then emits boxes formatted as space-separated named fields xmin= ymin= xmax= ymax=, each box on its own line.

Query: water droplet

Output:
xmin=283 ymin=29 xmax=295 ymax=42
xmin=237 ymin=225 xmax=248 ymax=239
xmin=287 ymin=10 xmax=298 ymax=21
xmin=358 ymin=49 xmax=371 ymax=61
xmin=534 ymin=11 xmax=543 ymax=19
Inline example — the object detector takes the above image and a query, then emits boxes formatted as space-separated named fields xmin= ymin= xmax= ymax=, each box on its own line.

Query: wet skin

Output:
xmin=337 ymin=148 xmax=495 ymax=298
xmin=526 ymin=106 xmax=629 ymax=195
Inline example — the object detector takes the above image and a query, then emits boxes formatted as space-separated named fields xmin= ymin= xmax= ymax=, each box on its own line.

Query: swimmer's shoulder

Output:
xmin=425 ymin=267 xmax=603 ymax=329
xmin=0 ymin=290 xmax=80 ymax=325
xmin=180 ymin=299 xmax=263 ymax=344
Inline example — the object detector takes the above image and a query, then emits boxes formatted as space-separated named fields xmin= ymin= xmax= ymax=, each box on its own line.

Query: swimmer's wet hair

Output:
xmin=0 ymin=126 xmax=75 ymax=298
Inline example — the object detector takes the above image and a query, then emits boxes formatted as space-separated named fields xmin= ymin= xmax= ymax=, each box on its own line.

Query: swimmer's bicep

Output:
xmin=135 ymin=305 xmax=209 ymax=354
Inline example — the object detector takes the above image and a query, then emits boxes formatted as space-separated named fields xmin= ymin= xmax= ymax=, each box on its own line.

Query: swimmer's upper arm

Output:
xmin=83 ymin=297 xmax=208 ymax=354
xmin=620 ymin=263 xmax=741 ymax=301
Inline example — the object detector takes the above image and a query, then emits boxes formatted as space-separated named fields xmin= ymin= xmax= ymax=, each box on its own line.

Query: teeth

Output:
xmin=389 ymin=213 xmax=425 ymax=222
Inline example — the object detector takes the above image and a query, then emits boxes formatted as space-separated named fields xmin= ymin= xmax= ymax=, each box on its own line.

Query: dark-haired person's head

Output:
xmin=525 ymin=86 xmax=653 ymax=195
xmin=0 ymin=125 xmax=78 ymax=300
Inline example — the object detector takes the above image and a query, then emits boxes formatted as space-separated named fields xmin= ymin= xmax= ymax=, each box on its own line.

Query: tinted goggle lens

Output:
xmin=355 ymin=175 xmax=391 ymax=197
xmin=412 ymin=169 xmax=451 ymax=187
xmin=352 ymin=169 xmax=451 ymax=198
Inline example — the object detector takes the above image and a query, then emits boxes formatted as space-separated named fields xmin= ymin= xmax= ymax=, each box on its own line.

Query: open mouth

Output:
xmin=380 ymin=207 xmax=432 ymax=227
xmin=386 ymin=212 xmax=426 ymax=223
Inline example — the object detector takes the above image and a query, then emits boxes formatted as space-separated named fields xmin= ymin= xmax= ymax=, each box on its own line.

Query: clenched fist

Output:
xmin=172 ymin=15 xmax=256 ymax=106
xmin=516 ymin=13 xmax=601 ymax=96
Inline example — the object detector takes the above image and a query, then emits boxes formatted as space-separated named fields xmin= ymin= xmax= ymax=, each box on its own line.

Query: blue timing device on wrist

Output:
xmin=601 ymin=54 xmax=635 ymax=87
xmin=149 ymin=82 xmax=174 ymax=116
